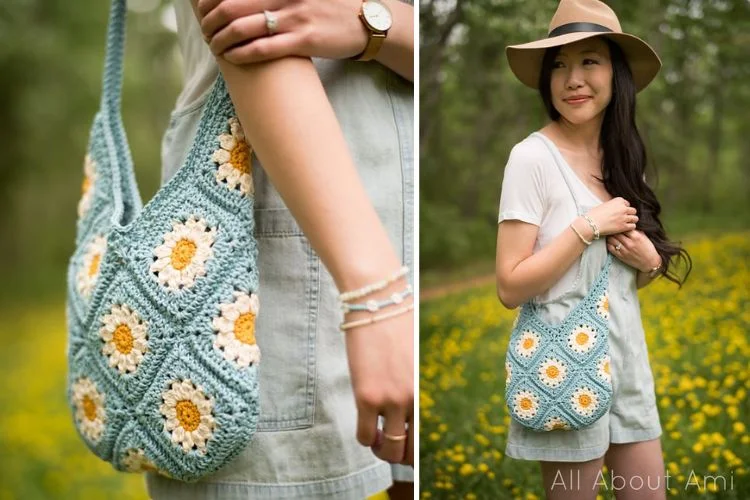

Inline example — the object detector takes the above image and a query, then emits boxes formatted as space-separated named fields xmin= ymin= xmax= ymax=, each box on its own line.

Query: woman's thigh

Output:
xmin=603 ymin=438 xmax=667 ymax=500
xmin=540 ymin=455 xmax=606 ymax=500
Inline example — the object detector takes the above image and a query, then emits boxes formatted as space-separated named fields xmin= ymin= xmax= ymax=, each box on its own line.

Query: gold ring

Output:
xmin=615 ymin=244 xmax=622 ymax=251
xmin=383 ymin=433 xmax=408 ymax=442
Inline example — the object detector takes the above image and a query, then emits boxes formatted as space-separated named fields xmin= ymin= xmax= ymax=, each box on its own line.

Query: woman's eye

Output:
xmin=553 ymin=61 xmax=564 ymax=69
xmin=583 ymin=59 xmax=599 ymax=65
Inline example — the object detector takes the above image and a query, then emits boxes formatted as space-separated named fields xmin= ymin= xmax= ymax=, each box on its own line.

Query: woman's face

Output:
xmin=550 ymin=38 xmax=613 ymax=126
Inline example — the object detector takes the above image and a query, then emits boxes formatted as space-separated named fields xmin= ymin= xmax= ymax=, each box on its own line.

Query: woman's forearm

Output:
xmin=496 ymin=218 xmax=593 ymax=308
xmin=212 ymin=56 xmax=402 ymax=291
xmin=375 ymin=0 xmax=413 ymax=81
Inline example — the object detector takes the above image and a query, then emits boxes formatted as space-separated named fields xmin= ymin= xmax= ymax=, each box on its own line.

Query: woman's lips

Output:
xmin=564 ymin=97 xmax=591 ymax=105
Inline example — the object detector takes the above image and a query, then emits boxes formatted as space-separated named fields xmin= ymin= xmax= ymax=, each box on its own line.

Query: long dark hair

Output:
xmin=538 ymin=38 xmax=692 ymax=287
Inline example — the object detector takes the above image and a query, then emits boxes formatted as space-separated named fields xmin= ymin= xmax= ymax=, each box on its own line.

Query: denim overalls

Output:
xmin=505 ymin=133 xmax=662 ymax=462
xmin=144 ymin=4 xmax=414 ymax=499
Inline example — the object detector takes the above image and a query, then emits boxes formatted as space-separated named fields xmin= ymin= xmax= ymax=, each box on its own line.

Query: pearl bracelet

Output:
xmin=340 ymin=303 xmax=415 ymax=331
xmin=582 ymin=214 xmax=600 ymax=240
xmin=338 ymin=266 xmax=409 ymax=302
xmin=341 ymin=285 xmax=413 ymax=314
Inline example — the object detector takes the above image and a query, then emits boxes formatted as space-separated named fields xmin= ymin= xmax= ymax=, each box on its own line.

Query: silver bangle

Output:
xmin=341 ymin=285 xmax=413 ymax=314
xmin=582 ymin=214 xmax=600 ymax=240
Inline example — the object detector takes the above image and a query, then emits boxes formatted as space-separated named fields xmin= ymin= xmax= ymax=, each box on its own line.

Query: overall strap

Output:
xmin=100 ymin=0 xmax=126 ymax=117
xmin=532 ymin=132 xmax=584 ymax=216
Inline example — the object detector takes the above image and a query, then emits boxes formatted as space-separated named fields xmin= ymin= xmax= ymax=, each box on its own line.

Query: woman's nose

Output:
xmin=565 ymin=66 xmax=584 ymax=89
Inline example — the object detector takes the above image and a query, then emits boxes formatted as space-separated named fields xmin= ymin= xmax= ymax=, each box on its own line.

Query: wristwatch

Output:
xmin=352 ymin=0 xmax=393 ymax=61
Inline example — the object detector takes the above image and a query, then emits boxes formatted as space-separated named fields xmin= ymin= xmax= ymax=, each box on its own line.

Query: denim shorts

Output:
xmin=505 ymin=233 xmax=663 ymax=463
xmin=145 ymin=56 xmax=414 ymax=499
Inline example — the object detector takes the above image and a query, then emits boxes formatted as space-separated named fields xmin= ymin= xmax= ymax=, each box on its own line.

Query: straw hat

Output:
xmin=505 ymin=0 xmax=661 ymax=92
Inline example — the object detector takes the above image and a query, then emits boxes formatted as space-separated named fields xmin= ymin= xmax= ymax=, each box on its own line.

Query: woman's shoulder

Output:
xmin=506 ymin=132 xmax=555 ymax=171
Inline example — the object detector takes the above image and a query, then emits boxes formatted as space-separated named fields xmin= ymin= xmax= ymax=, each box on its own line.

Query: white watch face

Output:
xmin=362 ymin=1 xmax=392 ymax=32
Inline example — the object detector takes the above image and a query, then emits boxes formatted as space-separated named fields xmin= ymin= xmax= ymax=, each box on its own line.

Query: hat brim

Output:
xmin=506 ymin=32 xmax=662 ymax=92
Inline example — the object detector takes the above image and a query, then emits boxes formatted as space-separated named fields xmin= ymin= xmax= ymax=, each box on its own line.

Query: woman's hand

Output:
xmin=585 ymin=197 xmax=638 ymax=236
xmin=607 ymin=230 xmax=662 ymax=272
xmin=344 ymin=280 xmax=414 ymax=465
xmin=197 ymin=0 xmax=369 ymax=62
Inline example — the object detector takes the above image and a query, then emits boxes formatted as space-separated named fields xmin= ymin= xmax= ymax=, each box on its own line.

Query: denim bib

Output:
xmin=504 ymin=135 xmax=613 ymax=432
xmin=65 ymin=0 xmax=260 ymax=481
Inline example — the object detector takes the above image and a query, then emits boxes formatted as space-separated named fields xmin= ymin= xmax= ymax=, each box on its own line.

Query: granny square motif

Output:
xmin=65 ymin=0 xmax=260 ymax=481
xmin=504 ymin=253 xmax=613 ymax=432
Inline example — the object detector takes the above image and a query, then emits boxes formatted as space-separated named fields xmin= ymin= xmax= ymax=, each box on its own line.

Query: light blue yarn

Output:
xmin=504 ymin=252 xmax=613 ymax=432
xmin=66 ymin=0 xmax=260 ymax=482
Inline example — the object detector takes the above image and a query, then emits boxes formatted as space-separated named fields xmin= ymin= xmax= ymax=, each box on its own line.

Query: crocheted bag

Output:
xmin=65 ymin=0 xmax=260 ymax=481
xmin=504 ymin=250 xmax=613 ymax=432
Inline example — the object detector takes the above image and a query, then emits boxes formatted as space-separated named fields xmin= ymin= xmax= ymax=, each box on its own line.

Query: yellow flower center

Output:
xmin=234 ymin=312 xmax=257 ymax=345
xmin=81 ymin=176 xmax=92 ymax=195
xmin=604 ymin=361 xmax=610 ymax=375
xmin=579 ymin=394 xmax=592 ymax=408
xmin=522 ymin=338 xmax=535 ymax=349
xmin=519 ymin=397 xmax=533 ymax=411
xmin=82 ymin=395 xmax=97 ymax=421
xmin=552 ymin=421 xmax=567 ymax=430
xmin=175 ymin=400 xmax=201 ymax=432
xmin=170 ymin=239 xmax=197 ymax=271
xmin=546 ymin=365 xmax=560 ymax=379
xmin=576 ymin=332 xmax=589 ymax=345
xmin=602 ymin=296 xmax=609 ymax=312
xmin=230 ymin=141 xmax=251 ymax=174
xmin=113 ymin=324 xmax=134 ymax=354
xmin=88 ymin=253 xmax=101 ymax=277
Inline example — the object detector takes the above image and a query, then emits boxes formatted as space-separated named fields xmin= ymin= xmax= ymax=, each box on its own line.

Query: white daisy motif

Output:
xmin=78 ymin=154 xmax=96 ymax=217
xmin=570 ymin=387 xmax=599 ymax=417
xmin=543 ymin=416 xmax=571 ymax=431
xmin=567 ymin=324 xmax=597 ymax=354
xmin=77 ymin=235 xmax=107 ymax=298
xmin=213 ymin=117 xmax=253 ymax=196
xmin=596 ymin=292 xmax=610 ymax=320
xmin=505 ymin=360 xmax=512 ymax=385
xmin=121 ymin=448 xmax=158 ymax=473
xmin=597 ymin=355 xmax=612 ymax=385
xmin=538 ymin=357 xmax=568 ymax=388
xmin=159 ymin=379 xmax=216 ymax=454
xmin=512 ymin=390 xmax=539 ymax=420
xmin=150 ymin=216 xmax=216 ymax=291
xmin=515 ymin=330 xmax=541 ymax=358
xmin=212 ymin=291 xmax=261 ymax=368
xmin=99 ymin=304 xmax=149 ymax=374
xmin=71 ymin=377 xmax=106 ymax=442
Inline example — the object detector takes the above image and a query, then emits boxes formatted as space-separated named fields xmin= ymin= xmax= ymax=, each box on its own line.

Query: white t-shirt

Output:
xmin=498 ymin=132 xmax=603 ymax=302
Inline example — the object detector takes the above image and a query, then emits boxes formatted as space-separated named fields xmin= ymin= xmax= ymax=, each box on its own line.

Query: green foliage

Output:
xmin=420 ymin=0 xmax=750 ymax=271
xmin=0 ymin=1 xmax=182 ymax=303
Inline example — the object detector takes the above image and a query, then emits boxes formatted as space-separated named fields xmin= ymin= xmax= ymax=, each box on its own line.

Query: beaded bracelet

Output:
xmin=569 ymin=223 xmax=592 ymax=246
xmin=581 ymin=214 xmax=600 ymax=240
xmin=339 ymin=266 xmax=409 ymax=302
xmin=341 ymin=285 xmax=413 ymax=314
xmin=340 ymin=303 xmax=415 ymax=331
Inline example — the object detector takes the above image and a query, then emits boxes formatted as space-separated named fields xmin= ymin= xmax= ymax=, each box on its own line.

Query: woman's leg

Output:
xmin=603 ymin=438 xmax=667 ymax=500
xmin=540 ymin=455 xmax=606 ymax=500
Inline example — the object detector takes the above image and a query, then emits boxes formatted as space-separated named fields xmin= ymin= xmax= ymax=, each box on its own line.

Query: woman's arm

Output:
xmin=496 ymin=197 xmax=639 ymax=308
xmin=495 ymin=218 xmax=592 ymax=309
xmin=197 ymin=0 xmax=414 ymax=81
xmin=189 ymin=2 xmax=413 ymax=465
xmin=374 ymin=0 xmax=413 ymax=80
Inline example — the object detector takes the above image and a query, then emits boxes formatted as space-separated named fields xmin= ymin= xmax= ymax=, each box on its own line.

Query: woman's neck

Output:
xmin=548 ymin=117 xmax=603 ymax=157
